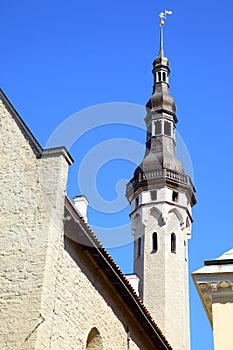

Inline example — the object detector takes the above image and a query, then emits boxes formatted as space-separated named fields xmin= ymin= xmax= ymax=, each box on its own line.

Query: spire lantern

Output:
xmin=152 ymin=10 xmax=173 ymax=89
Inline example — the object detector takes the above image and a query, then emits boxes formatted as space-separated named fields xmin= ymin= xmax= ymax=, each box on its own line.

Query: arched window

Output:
xmin=137 ymin=237 xmax=142 ymax=257
xmin=163 ymin=71 xmax=166 ymax=82
xmin=158 ymin=71 xmax=162 ymax=81
xmin=152 ymin=232 xmax=158 ymax=252
xmin=171 ymin=233 xmax=176 ymax=254
xmin=86 ymin=328 xmax=103 ymax=350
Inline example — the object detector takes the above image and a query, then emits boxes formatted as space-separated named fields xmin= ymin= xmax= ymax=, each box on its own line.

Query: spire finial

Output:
xmin=159 ymin=25 xmax=164 ymax=56
xmin=158 ymin=10 xmax=173 ymax=56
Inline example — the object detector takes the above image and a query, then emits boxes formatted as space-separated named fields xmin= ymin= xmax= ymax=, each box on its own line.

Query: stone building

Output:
xmin=0 ymin=88 xmax=172 ymax=349
xmin=0 ymin=19 xmax=196 ymax=350
xmin=192 ymin=249 xmax=233 ymax=350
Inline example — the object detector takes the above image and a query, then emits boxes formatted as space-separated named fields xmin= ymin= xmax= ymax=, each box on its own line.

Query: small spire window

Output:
xmin=172 ymin=191 xmax=178 ymax=202
xmin=147 ymin=123 xmax=152 ymax=141
xmin=152 ymin=232 xmax=158 ymax=252
xmin=184 ymin=241 xmax=187 ymax=261
xmin=150 ymin=190 xmax=157 ymax=201
xmin=163 ymin=71 xmax=166 ymax=82
xmin=137 ymin=237 xmax=142 ymax=257
xmin=158 ymin=72 xmax=162 ymax=81
xmin=154 ymin=120 xmax=162 ymax=135
xmin=171 ymin=233 xmax=176 ymax=254
xmin=164 ymin=121 xmax=172 ymax=136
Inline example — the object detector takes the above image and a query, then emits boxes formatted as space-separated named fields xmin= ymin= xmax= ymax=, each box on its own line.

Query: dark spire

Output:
xmin=146 ymin=23 xmax=175 ymax=114
xmin=126 ymin=11 xmax=196 ymax=207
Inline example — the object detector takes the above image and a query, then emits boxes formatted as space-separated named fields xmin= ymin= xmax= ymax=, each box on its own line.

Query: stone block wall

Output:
xmin=43 ymin=236 xmax=141 ymax=350
xmin=0 ymin=98 xmax=70 ymax=349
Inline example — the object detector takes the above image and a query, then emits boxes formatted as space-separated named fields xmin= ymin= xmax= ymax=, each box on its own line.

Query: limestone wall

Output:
xmin=43 ymin=236 xmax=141 ymax=350
xmin=0 ymin=98 xmax=70 ymax=349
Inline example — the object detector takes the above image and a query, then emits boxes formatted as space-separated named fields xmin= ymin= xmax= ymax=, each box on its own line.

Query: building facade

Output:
xmin=0 ymin=89 xmax=172 ymax=350
xmin=192 ymin=249 xmax=233 ymax=350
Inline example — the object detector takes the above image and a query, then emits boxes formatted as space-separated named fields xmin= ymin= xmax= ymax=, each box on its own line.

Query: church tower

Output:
xmin=126 ymin=13 xmax=196 ymax=350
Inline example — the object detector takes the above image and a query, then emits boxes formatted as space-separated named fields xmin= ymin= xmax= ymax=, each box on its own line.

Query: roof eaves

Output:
xmin=64 ymin=196 xmax=172 ymax=350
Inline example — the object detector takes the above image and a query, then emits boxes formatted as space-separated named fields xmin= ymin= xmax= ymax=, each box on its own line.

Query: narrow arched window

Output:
xmin=158 ymin=71 xmax=162 ymax=81
xmin=184 ymin=241 xmax=187 ymax=261
xmin=86 ymin=328 xmax=103 ymax=350
xmin=152 ymin=232 xmax=158 ymax=252
xmin=137 ymin=237 xmax=141 ymax=257
xmin=163 ymin=71 xmax=166 ymax=82
xmin=171 ymin=233 xmax=176 ymax=254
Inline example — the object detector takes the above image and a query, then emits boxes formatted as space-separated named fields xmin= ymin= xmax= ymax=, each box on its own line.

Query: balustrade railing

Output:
xmin=126 ymin=168 xmax=192 ymax=193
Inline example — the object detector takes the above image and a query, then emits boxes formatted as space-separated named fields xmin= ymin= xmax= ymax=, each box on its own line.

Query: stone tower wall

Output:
xmin=131 ymin=187 xmax=192 ymax=350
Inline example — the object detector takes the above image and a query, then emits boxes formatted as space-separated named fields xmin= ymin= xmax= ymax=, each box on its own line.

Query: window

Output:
xmin=86 ymin=328 xmax=103 ymax=350
xmin=184 ymin=241 xmax=187 ymax=261
xmin=163 ymin=71 xmax=166 ymax=82
xmin=135 ymin=196 xmax=139 ymax=207
xmin=147 ymin=123 xmax=152 ymax=140
xmin=152 ymin=232 xmax=158 ymax=252
xmin=158 ymin=72 xmax=162 ymax=81
xmin=137 ymin=237 xmax=142 ymax=257
xmin=154 ymin=120 xmax=162 ymax=135
xmin=150 ymin=190 xmax=157 ymax=201
xmin=164 ymin=121 xmax=172 ymax=136
xmin=171 ymin=233 xmax=176 ymax=253
xmin=172 ymin=191 xmax=178 ymax=202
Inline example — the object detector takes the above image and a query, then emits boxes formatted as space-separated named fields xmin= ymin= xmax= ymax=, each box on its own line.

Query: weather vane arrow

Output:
xmin=159 ymin=9 xmax=173 ymax=26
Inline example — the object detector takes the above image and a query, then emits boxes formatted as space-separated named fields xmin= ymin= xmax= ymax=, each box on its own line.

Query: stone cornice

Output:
xmin=42 ymin=146 xmax=74 ymax=165
xmin=192 ymin=271 xmax=233 ymax=328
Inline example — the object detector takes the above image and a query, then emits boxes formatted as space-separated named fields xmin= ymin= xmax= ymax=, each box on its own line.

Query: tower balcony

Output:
xmin=126 ymin=168 xmax=196 ymax=206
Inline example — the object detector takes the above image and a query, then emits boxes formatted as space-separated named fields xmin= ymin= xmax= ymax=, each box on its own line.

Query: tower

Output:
xmin=126 ymin=14 xmax=196 ymax=350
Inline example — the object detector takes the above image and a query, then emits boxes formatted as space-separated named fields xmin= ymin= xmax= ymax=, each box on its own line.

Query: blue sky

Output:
xmin=1 ymin=1 xmax=233 ymax=349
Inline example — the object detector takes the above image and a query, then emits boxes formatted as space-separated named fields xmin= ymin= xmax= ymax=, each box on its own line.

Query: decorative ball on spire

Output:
xmin=159 ymin=9 xmax=173 ymax=26
xmin=159 ymin=12 xmax=165 ymax=26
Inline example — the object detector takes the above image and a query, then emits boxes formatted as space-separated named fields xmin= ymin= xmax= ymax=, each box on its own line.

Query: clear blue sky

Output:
xmin=1 ymin=1 xmax=233 ymax=349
